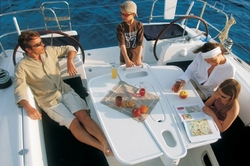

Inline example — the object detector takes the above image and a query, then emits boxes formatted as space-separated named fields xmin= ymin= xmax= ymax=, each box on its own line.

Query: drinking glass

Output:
xmin=173 ymin=81 xmax=181 ymax=93
xmin=139 ymin=88 xmax=146 ymax=97
xmin=139 ymin=82 xmax=147 ymax=97
xmin=115 ymin=96 xmax=122 ymax=107
xmin=111 ymin=65 xmax=117 ymax=79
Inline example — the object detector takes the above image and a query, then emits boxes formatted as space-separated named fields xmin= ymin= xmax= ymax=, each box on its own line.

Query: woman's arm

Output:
xmin=172 ymin=55 xmax=202 ymax=92
xmin=179 ymin=55 xmax=201 ymax=83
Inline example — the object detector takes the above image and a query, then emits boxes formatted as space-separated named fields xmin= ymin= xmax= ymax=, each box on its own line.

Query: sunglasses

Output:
xmin=121 ymin=12 xmax=133 ymax=17
xmin=31 ymin=41 xmax=43 ymax=47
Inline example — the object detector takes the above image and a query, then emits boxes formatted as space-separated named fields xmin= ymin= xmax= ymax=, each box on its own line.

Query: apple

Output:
xmin=132 ymin=108 xmax=141 ymax=117
xmin=179 ymin=90 xmax=188 ymax=99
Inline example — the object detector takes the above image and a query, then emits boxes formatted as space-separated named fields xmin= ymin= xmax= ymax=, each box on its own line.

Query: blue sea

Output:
xmin=0 ymin=0 xmax=249 ymax=64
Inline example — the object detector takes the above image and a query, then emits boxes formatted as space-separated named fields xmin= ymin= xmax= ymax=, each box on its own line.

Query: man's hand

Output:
xmin=19 ymin=100 xmax=42 ymax=120
xmin=26 ymin=106 xmax=42 ymax=120
xmin=67 ymin=60 xmax=77 ymax=77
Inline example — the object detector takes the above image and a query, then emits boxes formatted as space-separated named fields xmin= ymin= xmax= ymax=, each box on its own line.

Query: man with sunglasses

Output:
xmin=14 ymin=30 xmax=113 ymax=156
xmin=116 ymin=0 xmax=144 ymax=67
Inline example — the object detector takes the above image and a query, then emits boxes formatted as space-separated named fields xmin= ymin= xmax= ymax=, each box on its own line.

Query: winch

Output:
xmin=0 ymin=68 xmax=12 ymax=89
xmin=222 ymin=38 xmax=234 ymax=53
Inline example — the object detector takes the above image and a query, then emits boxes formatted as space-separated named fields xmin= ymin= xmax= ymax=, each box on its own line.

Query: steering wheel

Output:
xmin=12 ymin=30 xmax=85 ymax=66
xmin=153 ymin=15 xmax=209 ymax=61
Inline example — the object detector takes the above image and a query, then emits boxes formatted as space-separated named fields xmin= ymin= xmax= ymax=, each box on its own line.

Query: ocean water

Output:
xmin=0 ymin=0 xmax=249 ymax=64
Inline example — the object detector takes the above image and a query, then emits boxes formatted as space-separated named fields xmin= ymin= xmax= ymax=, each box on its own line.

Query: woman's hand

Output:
xmin=172 ymin=80 xmax=185 ymax=93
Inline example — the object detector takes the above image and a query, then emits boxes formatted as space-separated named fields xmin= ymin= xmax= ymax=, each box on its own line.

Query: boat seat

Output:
xmin=63 ymin=76 xmax=89 ymax=102
xmin=40 ymin=31 xmax=108 ymax=165
xmin=42 ymin=34 xmax=80 ymax=51
xmin=142 ymin=24 xmax=191 ymax=64
xmin=166 ymin=60 xmax=193 ymax=72
xmin=40 ymin=53 xmax=107 ymax=165
xmin=42 ymin=77 xmax=108 ymax=165
xmin=144 ymin=24 xmax=187 ymax=41
xmin=234 ymin=74 xmax=250 ymax=126
xmin=178 ymin=144 xmax=219 ymax=166
xmin=156 ymin=41 xmax=204 ymax=66
xmin=211 ymin=119 xmax=250 ymax=165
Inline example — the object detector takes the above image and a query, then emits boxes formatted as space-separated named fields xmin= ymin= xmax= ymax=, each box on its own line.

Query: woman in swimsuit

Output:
xmin=202 ymin=79 xmax=241 ymax=132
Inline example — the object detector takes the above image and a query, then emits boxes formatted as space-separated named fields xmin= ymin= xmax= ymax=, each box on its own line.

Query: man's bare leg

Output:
xmin=74 ymin=110 xmax=114 ymax=156
xmin=69 ymin=118 xmax=105 ymax=152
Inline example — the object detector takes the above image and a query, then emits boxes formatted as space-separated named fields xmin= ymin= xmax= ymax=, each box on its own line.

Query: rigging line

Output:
xmin=7 ymin=0 xmax=14 ymax=17
xmin=234 ymin=42 xmax=250 ymax=55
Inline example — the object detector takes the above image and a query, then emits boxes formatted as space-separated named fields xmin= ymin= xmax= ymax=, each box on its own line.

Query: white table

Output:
xmin=87 ymin=64 xmax=219 ymax=165
xmin=150 ymin=65 xmax=219 ymax=149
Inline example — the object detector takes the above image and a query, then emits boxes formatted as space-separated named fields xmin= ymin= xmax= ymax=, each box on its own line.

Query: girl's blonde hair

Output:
xmin=219 ymin=79 xmax=241 ymax=112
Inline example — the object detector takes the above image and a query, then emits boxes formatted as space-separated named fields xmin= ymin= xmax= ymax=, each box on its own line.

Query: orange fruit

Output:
xmin=140 ymin=105 xmax=148 ymax=114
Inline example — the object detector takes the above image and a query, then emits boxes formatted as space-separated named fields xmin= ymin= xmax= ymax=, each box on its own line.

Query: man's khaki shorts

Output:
xmin=42 ymin=90 xmax=89 ymax=128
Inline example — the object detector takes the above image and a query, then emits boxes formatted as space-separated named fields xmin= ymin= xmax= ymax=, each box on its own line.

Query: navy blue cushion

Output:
xmin=63 ymin=76 xmax=88 ymax=101
xmin=42 ymin=35 xmax=80 ymax=51
xmin=211 ymin=117 xmax=248 ymax=166
xmin=144 ymin=24 xmax=187 ymax=41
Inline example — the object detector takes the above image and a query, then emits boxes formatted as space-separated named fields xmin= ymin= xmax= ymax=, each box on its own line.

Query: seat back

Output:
xmin=157 ymin=41 xmax=204 ymax=66
xmin=42 ymin=34 xmax=80 ymax=51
